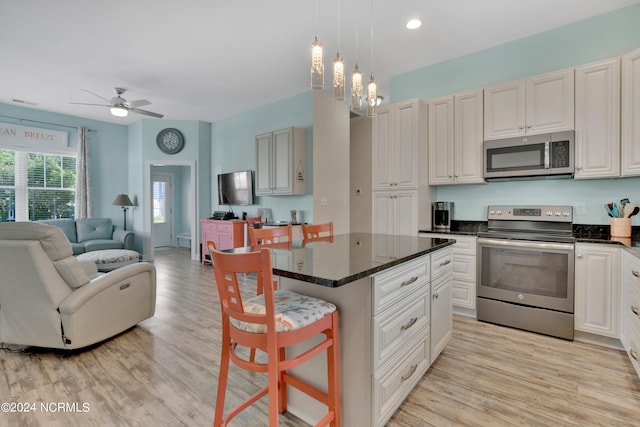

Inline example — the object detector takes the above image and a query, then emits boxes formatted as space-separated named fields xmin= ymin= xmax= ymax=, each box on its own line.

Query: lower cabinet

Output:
xmin=574 ymin=243 xmax=620 ymax=338
xmin=371 ymin=249 xmax=452 ymax=426
xmin=200 ymin=219 xmax=245 ymax=263
xmin=620 ymin=249 xmax=640 ymax=377
xmin=421 ymin=233 xmax=477 ymax=312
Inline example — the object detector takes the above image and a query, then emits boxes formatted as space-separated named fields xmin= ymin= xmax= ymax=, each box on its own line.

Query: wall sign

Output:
xmin=0 ymin=122 xmax=68 ymax=148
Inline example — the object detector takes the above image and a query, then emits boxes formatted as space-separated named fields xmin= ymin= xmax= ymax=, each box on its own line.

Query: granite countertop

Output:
xmin=419 ymin=220 xmax=640 ymax=255
xmin=225 ymin=232 xmax=455 ymax=288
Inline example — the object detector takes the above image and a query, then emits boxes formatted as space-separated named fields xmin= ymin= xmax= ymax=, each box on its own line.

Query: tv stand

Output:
xmin=201 ymin=219 xmax=244 ymax=264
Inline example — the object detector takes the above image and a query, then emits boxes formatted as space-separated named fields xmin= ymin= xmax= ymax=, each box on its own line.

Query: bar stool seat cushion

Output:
xmin=231 ymin=290 xmax=336 ymax=333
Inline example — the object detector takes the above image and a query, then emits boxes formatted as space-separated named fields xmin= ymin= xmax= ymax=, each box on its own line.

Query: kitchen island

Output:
xmin=242 ymin=233 xmax=455 ymax=427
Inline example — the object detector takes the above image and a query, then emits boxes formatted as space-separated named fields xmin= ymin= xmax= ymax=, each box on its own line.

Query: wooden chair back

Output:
xmin=245 ymin=216 xmax=262 ymax=229
xmin=248 ymin=224 xmax=293 ymax=246
xmin=301 ymin=221 xmax=334 ymax=243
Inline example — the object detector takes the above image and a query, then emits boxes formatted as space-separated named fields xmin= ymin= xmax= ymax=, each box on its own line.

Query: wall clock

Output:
xmin=156 ymin=128 xmax=185 ymax=154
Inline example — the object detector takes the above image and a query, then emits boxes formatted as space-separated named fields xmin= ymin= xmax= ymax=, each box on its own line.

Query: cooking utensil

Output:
xmin=623 ymin=203 xmax=635 ymax=218
xmin=612 ymin=203 xmax=619 ymax=218
xmin=631 ymin=206 xmax=639 ymax=217
xmin=605 ymin=203 xmax=614 ymax=217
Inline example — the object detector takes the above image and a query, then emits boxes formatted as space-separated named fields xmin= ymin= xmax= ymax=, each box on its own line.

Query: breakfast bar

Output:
xmin=252 ymin=233 xmax=455 ymax=427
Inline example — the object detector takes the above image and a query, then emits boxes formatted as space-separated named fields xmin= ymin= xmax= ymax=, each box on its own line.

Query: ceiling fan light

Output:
xmin=110 ymin=106 xmax=128 ymax=117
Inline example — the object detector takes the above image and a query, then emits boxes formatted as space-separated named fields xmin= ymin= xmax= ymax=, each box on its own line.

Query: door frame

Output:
xmin=144 ymin=160 xmax=198 ymax=261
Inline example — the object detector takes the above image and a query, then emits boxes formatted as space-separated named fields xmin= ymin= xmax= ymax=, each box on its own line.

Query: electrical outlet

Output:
xmin=575 ymin=202 xmax=586 ymax=215
xmin=320 ymin=197 xmax=328 ymax=206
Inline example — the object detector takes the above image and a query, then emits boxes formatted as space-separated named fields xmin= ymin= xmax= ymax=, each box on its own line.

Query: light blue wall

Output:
xmin=211 ymin=91 xmax=314 ymax=222
xmin=390 ymin=3 xmax=640 ymax=225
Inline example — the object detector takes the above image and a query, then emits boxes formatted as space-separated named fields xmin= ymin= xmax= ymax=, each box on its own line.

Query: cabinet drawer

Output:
xmin=216 ymin=222 xmax=234 ymax=232
xmin=629 ymin=314 xmax=640 ymax=377
xmin=372 ymin=256 xmax=429 ymax=315
xmin=626 ymin=255 xmax=640 ymax=294
xmin=431 ymin=248 xmax=453 ymax=280
xmin=452 ymin=279 xmax=476 ymax=310
xmin=372 ymin=333 xmax=430 ymax=427
xmin=450 ymin=235 xmax=476 ymax=255
xmin=372 ymin=286 xmax=430 ymax=372
xmin=452 ymin=253 xmax=476 ymax=282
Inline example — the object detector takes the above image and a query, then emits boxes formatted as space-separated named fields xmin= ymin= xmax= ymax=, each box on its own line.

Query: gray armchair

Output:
xmin=0 ymin=222 xmax=156 ymax=350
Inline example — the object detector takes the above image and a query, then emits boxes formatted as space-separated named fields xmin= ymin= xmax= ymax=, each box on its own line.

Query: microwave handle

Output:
xmin=544 ymin=142 xmax=550 ymax=169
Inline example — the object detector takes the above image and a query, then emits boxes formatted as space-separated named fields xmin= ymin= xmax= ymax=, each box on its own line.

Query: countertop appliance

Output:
xmin=476 ymin=205 xmax=575 ymax=340
xmin=432 ymin=201 xmax=454 ymax=231
xmin=484 ymin=130 xmax=574 ymax=180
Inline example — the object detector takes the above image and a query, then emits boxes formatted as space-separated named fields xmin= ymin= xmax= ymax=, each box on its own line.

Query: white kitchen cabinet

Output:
xmin=430 ymin=249 xmax=453 ymax=363
xmin=428 ymin=90 xmax=484 ymax=185
xmin=484 ymin=69 xmax=574 ymax=140
xmin=574 ymin=58 xmax=621 ymax=179
xmin=620 ymin=249 xmax=640 ymax=378
xmin=372 ymin=190 xmax=417 ymax=237
xmin=575 ymin=243 xmax=620 ymax=338
xmin=423 ymin=233 xmax=477 ymax=312
xmin=621 ymin=48 xmax=640 ymax=176
xmin=373 ymin=99 xmax=424 ymax=191
xmin=371 ymin=254 xmax=432 ymax=426
xmin=255 ymin=127 xmax=306 ymax=196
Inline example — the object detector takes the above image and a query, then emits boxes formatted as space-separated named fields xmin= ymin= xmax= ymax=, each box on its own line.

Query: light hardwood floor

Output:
xmin=1 ymin=247 xmax=639 ymax=426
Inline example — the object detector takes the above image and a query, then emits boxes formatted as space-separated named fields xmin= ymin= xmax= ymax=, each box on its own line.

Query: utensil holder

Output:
xmin=610 ymin=217 xmax=631 ymax=238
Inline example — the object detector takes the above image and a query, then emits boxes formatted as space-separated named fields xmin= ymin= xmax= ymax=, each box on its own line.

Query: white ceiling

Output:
xmin=1 ymin=0 xmax=638 ymax=125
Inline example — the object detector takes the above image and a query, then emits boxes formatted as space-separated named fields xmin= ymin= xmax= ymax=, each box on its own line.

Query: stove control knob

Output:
xmin=496 ymin=210 xmax=503 ymax=215
xmin=489 ymin=210 xmax=495 ymax=215
xmin=545 ymin=210 xmax=554 ymax=216
xmin=555 ymin=211 xmax=562 ymax=216
xmin=563 ymin=211 xmax=571 ymax=217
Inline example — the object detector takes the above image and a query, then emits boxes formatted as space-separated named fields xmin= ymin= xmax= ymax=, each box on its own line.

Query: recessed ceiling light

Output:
xmin=406 ymin=18 xmax=422 ymax=30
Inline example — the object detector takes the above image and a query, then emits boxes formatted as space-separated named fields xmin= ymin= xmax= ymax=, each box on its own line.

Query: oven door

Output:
xmin=477 ymin=237 xmax=574 ymax=313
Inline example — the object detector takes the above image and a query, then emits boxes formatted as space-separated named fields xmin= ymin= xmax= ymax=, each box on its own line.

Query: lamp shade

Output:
xmin=112 ymin=194 xmax=133 ymax=207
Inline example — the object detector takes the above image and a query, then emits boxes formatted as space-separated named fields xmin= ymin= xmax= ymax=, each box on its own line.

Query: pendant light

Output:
xmin=332 ymin=0 xmax=345 ymax=101
xmin=310 ymin=0 xmax=324 ymax=90
xmin=351 ymin=0 xmax=362 ymax=111
xmin=367 ymin=0 xmax=377 ymax=117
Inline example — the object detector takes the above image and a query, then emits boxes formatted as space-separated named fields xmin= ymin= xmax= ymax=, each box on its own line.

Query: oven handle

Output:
xmin=477 ymin=237 xmax=574 ymax=252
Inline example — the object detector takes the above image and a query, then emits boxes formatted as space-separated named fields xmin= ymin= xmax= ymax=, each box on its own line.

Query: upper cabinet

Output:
xmin=574 ymin=58 xmax=621 ymax=179
xmin=428 ymin=89 xmax=484 ymax=185
xmin=255 ymin=127 xmax=306 ymax=196
xmin=373 ymin=99 xmax=423 ymax=191
xmin=484 ymin=69 xmax=574 ymax=140
xmin=622 ymin=48 xmax=640 ymax=176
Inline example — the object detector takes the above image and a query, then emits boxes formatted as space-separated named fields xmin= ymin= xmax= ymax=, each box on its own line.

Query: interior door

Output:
xmin=152 ymin=173 xmax=173 ymax=247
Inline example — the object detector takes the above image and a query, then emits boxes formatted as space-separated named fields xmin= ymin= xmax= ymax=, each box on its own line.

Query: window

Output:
xmin=153 ymin=180 xmax=167 ymax=224
xmin=0 ymin=149 xmax=76 ymax=221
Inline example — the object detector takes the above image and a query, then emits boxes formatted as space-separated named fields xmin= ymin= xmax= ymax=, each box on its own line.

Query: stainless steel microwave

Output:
xmin=483 ymin=130 xmax=574 ymax=180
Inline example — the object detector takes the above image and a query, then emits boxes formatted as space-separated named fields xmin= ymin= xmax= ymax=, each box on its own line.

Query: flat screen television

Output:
xmin=217 ymin=170 xmax=255 ymax=206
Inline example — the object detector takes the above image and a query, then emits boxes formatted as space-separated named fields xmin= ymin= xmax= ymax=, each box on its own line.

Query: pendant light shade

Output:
xmin=367 ymin=73 xmax=377 ymax=117
xmin=333 ymin=52 xmax=345 ymax=101
xmin=311 ymin=35 xmax=324 ymax=91
xmin=351 ymin=63 xmax=363 ymax=110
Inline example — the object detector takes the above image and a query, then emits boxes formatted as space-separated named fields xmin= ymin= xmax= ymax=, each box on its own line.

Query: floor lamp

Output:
xmin=112 ymin=194 xmax=133 ymax=230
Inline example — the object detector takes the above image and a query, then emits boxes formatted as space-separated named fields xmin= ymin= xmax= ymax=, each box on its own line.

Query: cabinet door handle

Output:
xmin=401 ymin=364 xmax=418 ymax=382
xmin=576 ymin=254 xmax=583 ymax=259
xmin=631 ymin=349 xmax=639 ymax=361
xmin=632 ymin=306 xmax=640 ymax=316
xmin=632 ymin=270 xmax=640 ymax=278
xmin=400 ymin=276 xmax=418 ymax=287
xmin=433 ymin=292 xmax=439 ymax=300
xmin=439 ymin=259 xmax=451 ymax=267
xmin=400 ymin=317 xmax=418 ymax=331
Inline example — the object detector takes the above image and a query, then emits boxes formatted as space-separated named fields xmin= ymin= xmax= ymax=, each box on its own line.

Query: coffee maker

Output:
xmin=432 ymin=202 xmax=454 ymax=231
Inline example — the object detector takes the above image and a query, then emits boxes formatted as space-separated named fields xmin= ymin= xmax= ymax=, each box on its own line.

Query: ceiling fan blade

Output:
xmin=80 ymin=89 xmax=111 ymax=103
xmin=70 ymin=102 xmax=110 ymax=107
xmin=130 ymin=107 xmax=164 ymax=118
xmin=127 ymin=99 xmax=151 ymax=108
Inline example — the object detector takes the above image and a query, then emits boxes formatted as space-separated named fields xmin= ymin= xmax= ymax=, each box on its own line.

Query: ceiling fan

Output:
xmin=70 ymin=87 xmax=164 ymax=118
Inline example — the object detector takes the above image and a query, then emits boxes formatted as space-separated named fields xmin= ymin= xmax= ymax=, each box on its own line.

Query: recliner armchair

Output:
xmin=0 ymin=222 xmax=156 ymax=350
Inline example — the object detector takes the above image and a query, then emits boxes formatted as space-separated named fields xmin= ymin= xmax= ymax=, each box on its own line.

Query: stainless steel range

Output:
xmin=477 ymin=205 xmax=575 ymax=340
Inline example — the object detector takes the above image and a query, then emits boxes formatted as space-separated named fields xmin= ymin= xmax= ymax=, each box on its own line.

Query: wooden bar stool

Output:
xmin=208 ymin=243 xmax=341 ymax=427
xmin=245 ymin=216 xmax=263 ymax=229
xmin=301 ymin=222 xmax=334 ymax=244
xmin=248 ymin=224 xmax=293 ymax=246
